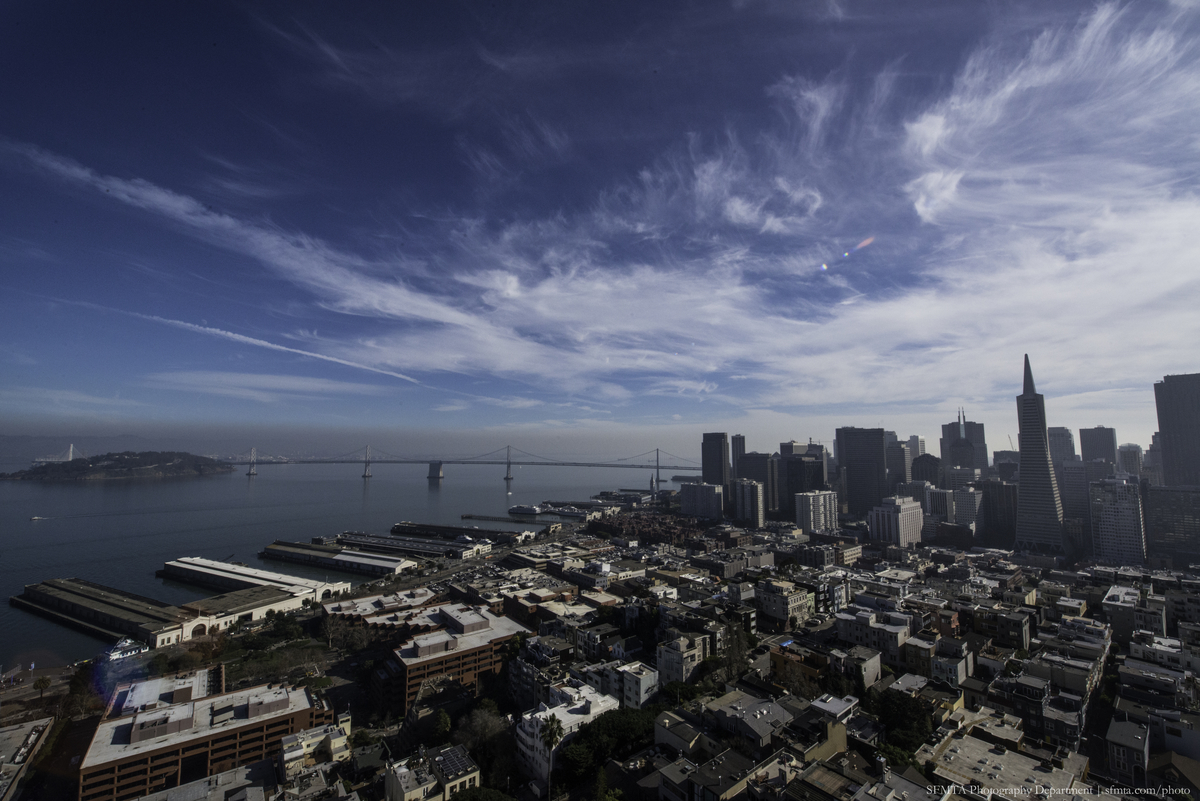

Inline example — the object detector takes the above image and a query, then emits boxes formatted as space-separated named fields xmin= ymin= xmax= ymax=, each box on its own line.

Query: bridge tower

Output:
xmin=247 ymin=447 xmax=257 ymax=477
xmin=427 ymin=460 xmax=444 ymax=479
xmin=504 ymin=445 xmax=513 ymax=481
xmin=362 ymin=445 xmax=372 ymax=478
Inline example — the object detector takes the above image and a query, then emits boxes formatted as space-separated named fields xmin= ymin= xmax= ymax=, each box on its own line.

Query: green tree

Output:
xmin=595 ymin=766 xmax=622 ymax=801
xmin=33 ymin=676 xmax=51 ymax=699
xmin=540 ymin=714 xmax=564 ymax=801
xmin=432 ymin=710 xmax=452 ymax=743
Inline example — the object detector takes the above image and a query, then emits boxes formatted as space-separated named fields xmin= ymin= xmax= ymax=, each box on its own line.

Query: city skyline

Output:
xmin=3 ymin=3 xmax=1200 ymax=456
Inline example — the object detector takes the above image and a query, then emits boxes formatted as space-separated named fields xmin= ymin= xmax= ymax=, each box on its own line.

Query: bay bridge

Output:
xmin=230 ymin=444 xmax=701 ymax=483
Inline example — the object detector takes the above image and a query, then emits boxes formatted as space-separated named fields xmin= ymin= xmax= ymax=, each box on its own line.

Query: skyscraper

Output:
xmin=1048 ymin=427 xmax=1076 ymax=466
xmin=731 ymin=434 xmax=746 ymax=480
xmin=1155 ymin=372 xmax=1200 ymax=487
xmin=939 ymin=410 xmax=988 ymax=471
xmin=907 ymin=435 xmax=926 ymax=458
xmin=835 ymin=427 xmax=887 ymax=517
xmin=886 ymin=442 xmax=912 ymax=491
xmin=1014 ymin=355 xmax=1065 ymax=554
xmin=701 ymin=433 xmax=731 ymax=489
xmin=1080 ymin=426 xmax=1119 ymax=465
xmin=1117 ymin=444 xmax=1143 ymax=476
xmin=1091 ymin=475 xmax=1146 ymax=565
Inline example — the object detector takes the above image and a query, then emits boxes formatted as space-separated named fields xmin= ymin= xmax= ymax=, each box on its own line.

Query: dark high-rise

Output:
xmin=1080 ymin=426 xmax=1118 ymax=466
xmin=702 ymin=433 xmax=731 ymax=490
xmin=940 ymin=411 xmax=988 ymax=471
xmin=1155 ymin=372 xmax=1200 ymax=487
xmin=835 ymin=427 xmax=887 ymax=518
xmin=1014 ymin=355 xmax=1065 ymax=554
xmin=731 ymin=434 xmax=746 ymax=480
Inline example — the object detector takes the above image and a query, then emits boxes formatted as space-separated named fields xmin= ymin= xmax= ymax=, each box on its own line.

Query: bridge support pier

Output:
xmin=427 ymin=461 xmax=443 ymax=479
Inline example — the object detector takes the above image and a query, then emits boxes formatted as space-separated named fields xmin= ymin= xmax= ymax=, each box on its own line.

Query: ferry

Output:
xmin=508 ymin=504 xmax=544 ymax=515
xmin=101 ymin=638 xmax=149 ymax=661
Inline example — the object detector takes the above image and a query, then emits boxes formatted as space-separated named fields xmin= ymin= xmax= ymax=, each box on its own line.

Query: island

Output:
xmin=0 ymin=451 xmax=236 ymax=481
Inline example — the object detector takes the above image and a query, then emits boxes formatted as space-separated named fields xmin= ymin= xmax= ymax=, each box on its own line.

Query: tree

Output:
xmin=34 ymin=676 xmax=51 ymax=699
xmin=432 ymin=710 xmax=452 ymax=743
xmin=595 ymin=766 xmax=622 ymax=801
xmin=722 ymin=622 xmax=750 ymax=679
xmin=321 ymin=615 xmax=346 ymax=649
xmin=540 ymin=714 xmax=564 ymax=801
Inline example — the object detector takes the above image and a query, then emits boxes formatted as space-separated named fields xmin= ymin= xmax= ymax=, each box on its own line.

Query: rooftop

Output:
xmin=83 ymin=684 xmax=315 ymax=768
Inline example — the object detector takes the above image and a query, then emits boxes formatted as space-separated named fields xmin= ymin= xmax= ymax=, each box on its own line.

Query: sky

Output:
xmin=2 ymin=1 xmax=1199 ymax=461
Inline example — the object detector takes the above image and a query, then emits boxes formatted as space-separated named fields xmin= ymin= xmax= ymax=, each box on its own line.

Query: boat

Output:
xmin=101 ymin=638 xmax=149 ymax=661
xmin=30 ymin=516 xmax=46 ymax=521
xmin=548 ymin=506 xmax=587 ymax=518
xmin=508 ymin=504 xmax=544 ymax=515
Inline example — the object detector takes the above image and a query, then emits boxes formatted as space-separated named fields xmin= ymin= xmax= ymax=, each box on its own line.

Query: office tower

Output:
xmin=1060 ymin=459 xmax=1115 ymax=524
xmin=885 ymin=442 xmax=912 ymax=492
xmin=1145 ymin=485 xmax=1200 ymax=564
xmin=780 ymin=440 xmax=803 ymax=456
xmin=734 ymin=479 xmax=765 ymax=528
xmin=779 ymin=453 xmax=825 ymax=520
xmin=1080 ymin=426 xmax=1119 ymax=465
xmin=805 ymin=441 xmax=830 ymax=478
xmin=940 ymin=410 xmax=988 ymax=470
xmin=795 ymin=490 xmax=838 ymax=534
xmin=681 ymin=483 xmax=723 ymax=520
xmin=701 ymin=433 xmax=731 ymax=490
xmin=978 ymin=479 xmax=1019 ymax=548
xmin=945 ymin=467 xmax=980 ymax=491
xmin=896 ymin=480 xmax=932 ymax=504
xmin=737 ymin=452 xmax=779 ymax=513
xmin=1014 ymin=355 xmax=1065 ymax=554
xmin=835 ymin=427 xmax=888 ymax=518
xmin=907 ymin=435 xmax=926 ymax=458
xmin=1048 ymin=427 xmax=1076 ymax=466
xmin=1091 ymin=475 xmax=1146 ymax=565
xmin=1142 ymin=434 xmax=1164 ymax=486
xmin=911 ymin=453 xmax=941 ymax=486
xmin=867 ymin=496 xmax=923 ymax=548
xmin=731 ymin=434 xmax=746 ymax=479
xmin=954 ymin=487 xmax=984 ymax=535
xmin=925 ymin=488 xmax=955 ymax=521
xmin=1155 ymin=372 xmax=1200 ymax=487
xmin=1118 ymin=444 xmax=1143 ymax=476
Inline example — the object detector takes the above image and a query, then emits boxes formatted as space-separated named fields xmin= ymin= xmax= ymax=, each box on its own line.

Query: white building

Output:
xmin=735 ymin=479 xmax=765 ymax=528
xmin=795 ymin=490 xmax=838 ymax=534
xmin=1091 ymin=475 xmax=1146 ymax=565
xmin=953 ymin=487 xmax=983 ymax=532
xmin=681 ymin=483 xmax=723 ymax=520
xmin=574 ymin=661 xmax=659 ymax=709
xmin=516 ymin=684 xmax=619 ymax=783
xmin=868 ymin=496 xmax=923 ymax=548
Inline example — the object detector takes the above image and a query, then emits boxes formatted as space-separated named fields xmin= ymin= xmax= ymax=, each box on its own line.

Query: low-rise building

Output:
xmin=515 ymin=684 xmax=619 ymax=784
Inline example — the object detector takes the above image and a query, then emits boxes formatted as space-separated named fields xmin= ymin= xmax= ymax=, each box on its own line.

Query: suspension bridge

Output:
xmin=230 ymin=444 xmax=700 ymax=483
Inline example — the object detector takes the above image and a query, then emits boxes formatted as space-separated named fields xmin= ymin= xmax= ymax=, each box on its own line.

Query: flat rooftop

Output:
xmin=181 ymin=586 xmax=296 ymax=617
xmin=395 ymin=605 xmax=530 ymax=665
xmin=163 ymin=557 xmax=349 ymax=595
xmin=110 ymin=669 xmax=217 ymax=719
xmin=83 ymin=685 xmax=315 ymax=769
xmin=20 ymin=578 xmax=191 ymax=635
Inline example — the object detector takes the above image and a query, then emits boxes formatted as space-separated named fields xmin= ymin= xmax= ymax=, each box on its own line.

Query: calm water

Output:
xmin=0 ymin=461 xmax=648 ymax=670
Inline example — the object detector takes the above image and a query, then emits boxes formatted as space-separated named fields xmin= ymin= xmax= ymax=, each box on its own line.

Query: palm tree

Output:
xmin=539 ymin=713 xmax=564 ymax=801
xmin=34 ymin=676 xmax=51 ymax=699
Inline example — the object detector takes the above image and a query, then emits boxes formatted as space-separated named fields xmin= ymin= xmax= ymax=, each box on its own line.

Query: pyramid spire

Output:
xmin=1023 ymin=354 xmax=1036 ymax=395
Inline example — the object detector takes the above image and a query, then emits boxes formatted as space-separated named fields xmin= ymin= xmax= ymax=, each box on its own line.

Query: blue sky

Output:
xmin=2 ymin=1 xmax=1198 ymax=459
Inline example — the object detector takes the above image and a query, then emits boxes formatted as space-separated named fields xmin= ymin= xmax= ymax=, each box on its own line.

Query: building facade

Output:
xmin=1014 ymin=355 xmax=1066 ymax=554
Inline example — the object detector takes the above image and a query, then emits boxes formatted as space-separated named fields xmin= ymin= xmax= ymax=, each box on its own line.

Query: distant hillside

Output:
xmin=0 ymin=451 xmax=235 ymax=481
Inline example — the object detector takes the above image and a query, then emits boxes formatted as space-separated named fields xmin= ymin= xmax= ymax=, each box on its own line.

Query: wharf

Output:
xmin=390 ymin=520 xmax=523 ymax=541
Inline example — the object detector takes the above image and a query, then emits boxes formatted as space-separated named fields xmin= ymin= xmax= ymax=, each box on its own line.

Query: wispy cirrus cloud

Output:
xmin=143 ymin=371 xmax=388 ymax=403
xmin=6 ymin=1 xmax=1200 ymax=446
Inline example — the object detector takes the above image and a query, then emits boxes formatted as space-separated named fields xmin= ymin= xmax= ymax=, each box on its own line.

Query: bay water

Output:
xmin=0 ymin=460 xmax=652 ymax=670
